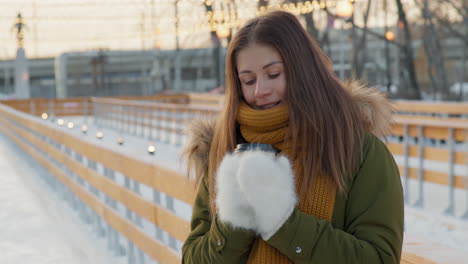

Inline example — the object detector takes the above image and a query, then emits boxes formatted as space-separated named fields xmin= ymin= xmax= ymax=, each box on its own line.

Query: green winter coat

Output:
xmin=182 ymin=83 xmax=404 ymax=263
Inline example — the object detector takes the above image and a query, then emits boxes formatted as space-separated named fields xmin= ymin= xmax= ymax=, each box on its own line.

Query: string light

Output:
xmin=385 ymin=31 xmax=396 ymax=41
xmin=200 ymin=0 xmax=341 ymax=36
xmin=2 ymin=0 xmax=345 ymax=53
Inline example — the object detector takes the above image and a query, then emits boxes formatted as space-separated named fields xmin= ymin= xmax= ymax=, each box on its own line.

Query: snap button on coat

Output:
xmin=295 ymin=247 xmax=302 ymax=254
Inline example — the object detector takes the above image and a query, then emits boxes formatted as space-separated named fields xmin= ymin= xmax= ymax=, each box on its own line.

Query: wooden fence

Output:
xmin=1 ymin=95 xmax=468 ymax=263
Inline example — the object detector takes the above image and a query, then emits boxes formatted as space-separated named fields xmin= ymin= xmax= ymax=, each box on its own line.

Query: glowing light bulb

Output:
xmin=147 ymin=144 xmax=156 ymax=155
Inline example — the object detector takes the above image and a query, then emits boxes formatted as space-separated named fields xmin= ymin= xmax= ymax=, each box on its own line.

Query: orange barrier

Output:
xmin=0 ymin=105 xmax=196 ymax=264
xmin=0 ymin=98 xmax=92 ymax=117
xmin=393 ymin=101 xmax=468 ymax=116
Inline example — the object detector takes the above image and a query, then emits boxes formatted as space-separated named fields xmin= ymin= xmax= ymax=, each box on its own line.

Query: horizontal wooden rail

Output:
xmin=401 ymin=252 xmax=437 ymax=264
xmin=97 ymin=108 xmax=192 ymax=125
xmin=111 ymin=93 xmax=189 ymax=103
xmin=0 ymin=124 xmax=181 ymax=264
xmin=4 ymin=94 xmax=468 ymax=118
xmin=0 ymin=106 xmax=197 ymax=205
xmin=108 ymin=93 xmax=222 ymax=106
xmin=387 ymin=143 xmax=467 ymax=165
xmin=102 ymin=116 xmax=185 ymax=135
xmin=0 ymin=117 xmax=190 ymax=242
xmin=397 ymin=167 xmax=466 ymax=189
xmin=391 ymin=118 xmax=468 ymax=142
xmin=393 ymin=101 xmax=468 ymax=115
xmin=1 ymin=98 xmax=92 ymax=117
xmin=92 ymin=97 xmax=219 ymax=113
xmin=187 ymin=93 xmax=223 ymax=105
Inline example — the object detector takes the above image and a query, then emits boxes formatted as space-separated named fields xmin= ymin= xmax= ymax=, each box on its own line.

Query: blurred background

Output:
xmin=0 ymin=0 xmax=467 ymax=101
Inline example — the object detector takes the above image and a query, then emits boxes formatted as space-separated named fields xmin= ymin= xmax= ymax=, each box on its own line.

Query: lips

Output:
xmin=256 ymin=101 xmax=281 ymax=110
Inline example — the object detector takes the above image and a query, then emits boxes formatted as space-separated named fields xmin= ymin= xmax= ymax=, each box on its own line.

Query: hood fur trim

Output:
xmin=182 ymin=118 xmax=216 ymax=183
xmin=182 ymin=81 xmax=394 ymax=180
xmin=344 ymin=80 xmax=395 ymax=138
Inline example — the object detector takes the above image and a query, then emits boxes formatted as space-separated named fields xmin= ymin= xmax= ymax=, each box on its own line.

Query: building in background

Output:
xmin=0 ymin=25 xmax=466 ymax=100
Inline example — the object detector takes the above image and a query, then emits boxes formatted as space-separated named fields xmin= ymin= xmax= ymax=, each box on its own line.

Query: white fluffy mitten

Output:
xmin=237 ymin=151 xmax=297 ymax=240
xmin=215 ymin=153 xmax=256 ymax=230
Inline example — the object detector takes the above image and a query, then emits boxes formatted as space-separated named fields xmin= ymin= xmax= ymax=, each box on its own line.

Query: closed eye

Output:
xmin=245 ymin=79 xmax=256 ymax=85
xmin=268 ymin=73 xmax=280 ymax=79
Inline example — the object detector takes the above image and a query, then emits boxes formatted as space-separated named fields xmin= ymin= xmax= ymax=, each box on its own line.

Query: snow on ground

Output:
xmin=405 ymin=207 xmax=468 ymax=252
xmin=0 ymin=130 xmax=126 ymax=264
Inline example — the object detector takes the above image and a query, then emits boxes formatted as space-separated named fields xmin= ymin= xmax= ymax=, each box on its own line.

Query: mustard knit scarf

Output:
xmin=236 ymin=101 xmax=337 ymax=264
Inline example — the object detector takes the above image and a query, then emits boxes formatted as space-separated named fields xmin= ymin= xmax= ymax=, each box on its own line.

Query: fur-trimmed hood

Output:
xmin=182 ymin=81 xmax=394 ymax=180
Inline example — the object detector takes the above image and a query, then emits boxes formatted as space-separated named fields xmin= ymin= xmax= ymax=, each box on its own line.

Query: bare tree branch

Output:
xmin=321 ymin=8 xmax=404 ymax=49
xmin=427 ymin=1 xmax=468 ymax=46
xmin=436 ymin=17 xmax=468 ymax=45
xmin=204 ymin=3 xmax=222 ymax=86
xmin=282 ymin=0 xmax=321 ymax=43
xmin=444 ymin=0 xmax=468 ymax=18
xmin=420 ymin=0 xmax=449 ymax=99
xmin=352 ymin=0 xmax=372 ymax=78
xmin=394 ymin=0 xmax=421 ymax=99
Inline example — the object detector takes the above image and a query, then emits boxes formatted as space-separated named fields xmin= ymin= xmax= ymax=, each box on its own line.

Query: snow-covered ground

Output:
xmin=0 ymin=130 xmax=126 ymax=264
xmin=2 ymin=111 xmax=468 ymax=263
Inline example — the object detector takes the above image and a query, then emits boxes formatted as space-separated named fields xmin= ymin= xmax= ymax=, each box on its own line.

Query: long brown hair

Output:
xmin=208 ymin=10 xmax=366 ymax=214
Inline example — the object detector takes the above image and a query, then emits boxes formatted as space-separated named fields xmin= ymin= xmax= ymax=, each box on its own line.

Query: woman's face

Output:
xmin=236 ymin=43 xmax=286 ymax=110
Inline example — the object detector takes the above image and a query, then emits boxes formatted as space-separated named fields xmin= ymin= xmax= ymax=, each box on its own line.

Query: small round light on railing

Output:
xmin=81 ymin=125 xmax=88 ymax=134
xmin=147 ymin=144 xmax=156 ymax=155
xmin=96 ymin=131 xmax=104 ymax=139
xmin=67 ymin=122 xmax=74 ymax=129
xmin=57 ymin=119 xmax=64 ymax=126
xmin=117 ymin=137 xmax=124 ymax=145
xmin=41 ymin=113 xmax=48 ymax=120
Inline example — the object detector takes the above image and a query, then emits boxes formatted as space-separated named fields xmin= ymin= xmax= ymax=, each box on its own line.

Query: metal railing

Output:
xmin=92 ymin=97 xmax=219 ymax=146
xmin=389 ymin=116 xmax=468 ymax=219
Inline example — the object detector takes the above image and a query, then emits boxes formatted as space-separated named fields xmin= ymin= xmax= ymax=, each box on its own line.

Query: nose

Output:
xmin=254 ymin=78 xmax=272 ymax=98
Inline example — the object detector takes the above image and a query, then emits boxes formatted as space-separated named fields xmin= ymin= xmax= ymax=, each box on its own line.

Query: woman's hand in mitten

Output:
xmin=215 ymin=153 xmax=256 ymax=230
xmin=236 ymin=151 xmax=297 ymax=240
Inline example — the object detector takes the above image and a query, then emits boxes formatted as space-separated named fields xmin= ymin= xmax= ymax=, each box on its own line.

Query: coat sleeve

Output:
xmin=265 ymin=134 xmax=404 ymax=264
xmin=182 ymin=175 xmax=256 ymax=264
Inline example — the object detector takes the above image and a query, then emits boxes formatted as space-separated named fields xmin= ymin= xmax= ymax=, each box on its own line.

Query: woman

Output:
xmin=182 ymin=10 xmax=403 ymax=264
